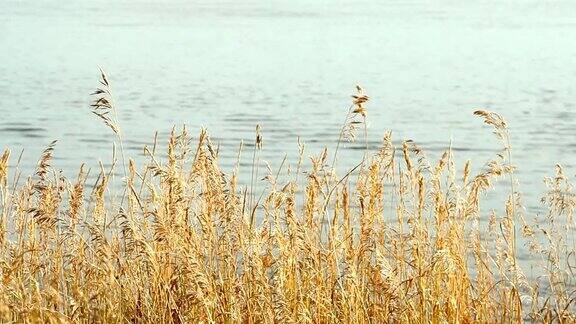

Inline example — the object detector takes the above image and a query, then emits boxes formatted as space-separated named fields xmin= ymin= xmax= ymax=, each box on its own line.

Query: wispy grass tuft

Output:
xmin=0 ymin=78 xmax=573 ymax=323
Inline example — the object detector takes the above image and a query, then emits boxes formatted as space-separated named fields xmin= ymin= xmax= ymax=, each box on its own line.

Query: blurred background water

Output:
xmin=0 ymin=0 xmax=575 ymax=236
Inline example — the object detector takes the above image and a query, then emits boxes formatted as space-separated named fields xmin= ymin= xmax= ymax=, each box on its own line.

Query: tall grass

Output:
xmin=0 ymin=72 xmax=574 ymax=323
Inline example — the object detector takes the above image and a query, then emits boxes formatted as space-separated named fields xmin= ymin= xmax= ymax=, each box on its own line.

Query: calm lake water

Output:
xmin=1 ymin=0 xmax=575 ymax=223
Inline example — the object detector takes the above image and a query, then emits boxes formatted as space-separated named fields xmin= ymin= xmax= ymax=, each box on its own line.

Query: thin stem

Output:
xmin=506 ymin=134 xmax=517 ymax=271
xmin=363 ymin=114 xmax=368 ymax=152
xmin=331 ymin=104 xmax=354 ymax=169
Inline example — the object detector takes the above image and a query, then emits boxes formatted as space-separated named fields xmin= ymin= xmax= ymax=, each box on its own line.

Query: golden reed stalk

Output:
xmin=0 ymin=73 xmax=574 ymax=323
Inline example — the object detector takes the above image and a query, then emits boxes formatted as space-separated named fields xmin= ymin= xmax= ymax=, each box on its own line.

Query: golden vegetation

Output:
xmin=0 ymin=73 xmax=574 ymax=323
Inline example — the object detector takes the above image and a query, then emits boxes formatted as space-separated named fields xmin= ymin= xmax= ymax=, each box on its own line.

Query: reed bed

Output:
xmin=0 ymin=71 xmax=574 ymax=323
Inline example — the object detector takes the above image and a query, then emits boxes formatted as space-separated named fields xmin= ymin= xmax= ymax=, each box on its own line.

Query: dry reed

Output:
xmin=0 ymin=73 xmax=574 ymax=323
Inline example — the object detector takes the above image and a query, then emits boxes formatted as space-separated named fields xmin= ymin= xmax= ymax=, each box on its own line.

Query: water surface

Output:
xmin=1 ymin=0 xmax=575 ymax=224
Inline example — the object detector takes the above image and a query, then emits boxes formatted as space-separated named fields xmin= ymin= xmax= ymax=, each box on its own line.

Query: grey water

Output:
xmin=1 ymin=0 xmax=575 ymax=265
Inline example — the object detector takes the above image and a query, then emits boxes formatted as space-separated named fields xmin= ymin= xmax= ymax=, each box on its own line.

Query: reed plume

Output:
xmin=0 ymin=78 xmax=573 ymax=323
